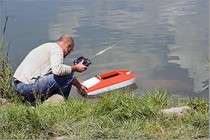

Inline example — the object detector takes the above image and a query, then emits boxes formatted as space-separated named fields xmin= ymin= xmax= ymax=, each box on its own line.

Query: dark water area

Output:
xmin=1 ymin=0 xmax=209 ymax=99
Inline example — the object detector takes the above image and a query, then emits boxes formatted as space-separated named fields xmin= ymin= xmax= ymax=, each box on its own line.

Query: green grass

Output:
xmin=0 ymin=16 xmax=17 ymax=100
xmin=0 ymin=17 xmax=209 ymax=139
xmin=0 ymin=91 xmax=209 ymax=139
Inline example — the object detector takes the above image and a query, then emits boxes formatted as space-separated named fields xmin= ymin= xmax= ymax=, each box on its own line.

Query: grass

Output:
xmin=0 ymin=16 xmax=17 ymax=100
xmin=0 ymin=91 xmax=209 ymax=139
xmin=0 ymin=17 xmax=209 ymax=139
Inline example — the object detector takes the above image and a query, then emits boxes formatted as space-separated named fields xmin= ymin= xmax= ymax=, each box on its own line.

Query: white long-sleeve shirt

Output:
xmin=13 ymin=42 xmax=72 ymax=84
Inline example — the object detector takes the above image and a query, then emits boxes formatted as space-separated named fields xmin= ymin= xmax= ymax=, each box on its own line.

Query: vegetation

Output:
xmin=0 ymin=17 xmax=209 ymax=139
xmin=0 ymin=16 xmax=16 ymax=100
xmin=0 ymin=91 xmax=209 ymax=139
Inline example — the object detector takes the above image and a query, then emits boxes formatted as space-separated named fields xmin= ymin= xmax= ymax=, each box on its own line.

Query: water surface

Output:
xmin=1 ymin=0 xmax=209 ymax=98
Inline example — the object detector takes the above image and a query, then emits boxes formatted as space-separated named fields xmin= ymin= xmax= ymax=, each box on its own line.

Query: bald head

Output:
xmin=58 ymin=35 xmax=74 ymax=45
xmin=57 ymin=35 xmax=75 ymax=57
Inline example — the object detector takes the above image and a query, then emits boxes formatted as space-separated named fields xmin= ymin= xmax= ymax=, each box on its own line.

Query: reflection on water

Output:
xmin=1 ymin=0 xmax=209 ymax=98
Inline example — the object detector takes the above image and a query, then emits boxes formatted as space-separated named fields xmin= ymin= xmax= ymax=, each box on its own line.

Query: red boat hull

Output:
xmin=81 ymin=70 xmax=138 ymax=96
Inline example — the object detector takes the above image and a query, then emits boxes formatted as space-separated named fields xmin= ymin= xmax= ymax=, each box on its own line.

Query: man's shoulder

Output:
xmin=38 ymin=42 xmax=61 ymax=50
xmin=41 ymin=42 xmax=58 ymax=47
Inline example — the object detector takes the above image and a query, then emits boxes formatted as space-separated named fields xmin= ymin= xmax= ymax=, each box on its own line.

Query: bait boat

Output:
xmin=80 ymin=70 xmax=138 ymax=96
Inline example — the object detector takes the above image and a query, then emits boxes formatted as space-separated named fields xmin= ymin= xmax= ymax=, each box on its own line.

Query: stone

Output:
xmin=54 ymin=136 xmax=69 ymax=140
xmin=161 ymin=106 xmax=191 ymax=117
xmin=43 ymin=94 xmax=65 ymax=105
xmin=0 ymin=98 xmax=10 ymax=106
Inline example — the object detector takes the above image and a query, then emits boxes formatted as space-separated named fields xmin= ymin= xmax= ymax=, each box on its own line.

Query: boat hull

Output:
xmin=80 ymin=70 xmax=138 ymax=96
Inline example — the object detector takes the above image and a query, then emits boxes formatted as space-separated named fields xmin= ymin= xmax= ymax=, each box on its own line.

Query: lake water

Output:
xmin=1 ymin=0 xmax=209 ymax=99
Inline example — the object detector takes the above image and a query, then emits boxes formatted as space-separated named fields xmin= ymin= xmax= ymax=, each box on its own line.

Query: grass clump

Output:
xmin=0 ymin=90 xmax=208 ymax=139
xmin=0 ymin=16 xmax=16 ymax=99
xmin=0 ymin=103 xmax=53 ymax=139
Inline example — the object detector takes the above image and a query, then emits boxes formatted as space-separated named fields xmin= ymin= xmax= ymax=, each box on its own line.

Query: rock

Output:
xmin=0 ymin=98 xmax=10 ymax=106
xmin=43 ymin=94 xmax=65 ymax=105
xmin=161 ymin=106 xmax=191 ymax=117
xmin=54 ymin=136 xmax=69 ymax=140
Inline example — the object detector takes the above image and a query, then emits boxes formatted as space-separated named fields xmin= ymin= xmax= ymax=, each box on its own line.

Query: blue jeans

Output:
xmin=11 ymin=74 xmax=75 ymax=103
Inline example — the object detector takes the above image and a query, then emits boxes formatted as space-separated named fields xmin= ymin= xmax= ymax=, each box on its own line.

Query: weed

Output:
xmin=0 ymin=16 xmax=17 ymax=99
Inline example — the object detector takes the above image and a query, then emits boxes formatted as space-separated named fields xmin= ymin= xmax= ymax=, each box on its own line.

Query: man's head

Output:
xmin=57 ymin=35 xmax=74 ymax=58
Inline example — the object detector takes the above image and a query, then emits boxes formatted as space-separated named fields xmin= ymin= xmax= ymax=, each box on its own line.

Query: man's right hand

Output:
xmin=71 ymin=60 xmax=88 ymax=72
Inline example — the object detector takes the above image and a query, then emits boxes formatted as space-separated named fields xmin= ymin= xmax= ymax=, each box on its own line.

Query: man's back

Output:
xmin=13 ymin=42 xmax=69 ymax=84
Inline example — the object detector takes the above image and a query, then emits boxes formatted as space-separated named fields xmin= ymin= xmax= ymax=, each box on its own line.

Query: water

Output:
xmin=1 ymin=0 xmax=209 ymax=99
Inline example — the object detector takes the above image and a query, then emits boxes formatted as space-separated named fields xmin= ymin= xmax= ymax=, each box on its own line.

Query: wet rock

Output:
xmin=161 ymin=106 xmax=191 ymax=117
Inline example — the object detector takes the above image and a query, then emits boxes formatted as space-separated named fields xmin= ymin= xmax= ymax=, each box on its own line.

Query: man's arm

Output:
xmin=72 ymin=77 xmax=87 ymax=93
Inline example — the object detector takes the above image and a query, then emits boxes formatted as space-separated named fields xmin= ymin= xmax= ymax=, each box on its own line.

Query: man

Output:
xmin=11 ymin=35 xmax=87 ymax=103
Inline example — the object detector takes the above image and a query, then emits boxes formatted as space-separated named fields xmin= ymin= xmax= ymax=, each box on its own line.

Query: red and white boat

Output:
xmin=80 ymin=70 xmax=138 ymax=96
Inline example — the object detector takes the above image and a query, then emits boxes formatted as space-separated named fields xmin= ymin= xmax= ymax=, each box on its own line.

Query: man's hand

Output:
xmin=71 ymin=60 xmax=88 ymax=73
xmin=72 ymin=78 xmax=88 ymax=94
xmin=79 ymin=85 xmax=87 ymax=93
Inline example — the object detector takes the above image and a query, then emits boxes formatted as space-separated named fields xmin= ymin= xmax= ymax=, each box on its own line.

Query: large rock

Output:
xmin=43 ymin=94 xmax=65 ymax=105
xmin=161 ymin=106 xmax=191 ymax=117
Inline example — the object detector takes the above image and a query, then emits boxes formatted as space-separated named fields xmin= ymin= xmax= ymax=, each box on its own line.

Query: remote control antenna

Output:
xmin=89 ymin=41 xmax=121 ymax=59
